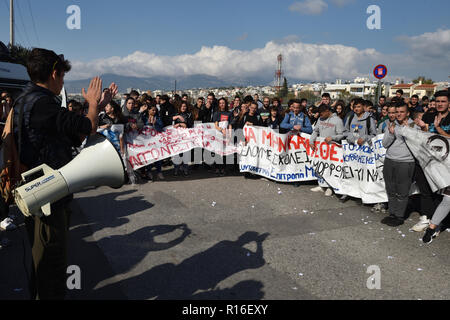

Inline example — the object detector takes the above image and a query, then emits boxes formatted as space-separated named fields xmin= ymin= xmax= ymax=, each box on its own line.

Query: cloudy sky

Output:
xmin=1 ymin=0 xmax=449 ymax=82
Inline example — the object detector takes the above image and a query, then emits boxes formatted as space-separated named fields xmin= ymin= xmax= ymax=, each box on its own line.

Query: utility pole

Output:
xmin=10 ymin=0 xmax=15 ymax=47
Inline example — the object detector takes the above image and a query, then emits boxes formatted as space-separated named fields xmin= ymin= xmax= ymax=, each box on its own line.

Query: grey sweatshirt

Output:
xmin=382 ymin=119 xmax=418 ymax=162
xmin=310 ymin=113 xmax=345 ymax=143
xmin=345 ymin=111 xmax=377 ymax=145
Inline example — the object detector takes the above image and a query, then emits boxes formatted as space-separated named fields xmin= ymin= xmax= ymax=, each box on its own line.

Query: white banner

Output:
xmin=399 ymin=126 xmax=450 ymax=192
xmin=125 ymin=123 xmax=238 ymax=170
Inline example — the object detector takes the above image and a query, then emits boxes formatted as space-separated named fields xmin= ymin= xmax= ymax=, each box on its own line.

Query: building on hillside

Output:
xmin=389 ymin=83 xmax=415 ymax=98
xmin=412 ymin=84 xmax=438 ymax=98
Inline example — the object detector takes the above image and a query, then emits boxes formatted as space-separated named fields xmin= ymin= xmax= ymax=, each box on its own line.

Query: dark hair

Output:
xmin=322 ymin=93 xmax=330 ymax=99
xmin=27 ymin=48 xmax=71 ymax=83
xmin=197 ymin=97 xmax=204 ymax=101
xmin=318 ymin=104 xmax=330 ymax=113
xmin=422 ymin=96 xmax=429 ymax=101
xmin=300 ymin=98 xmax=307 ymax=104
xmin=68 ymin=100 xmax=83 ymax=114
xmin=161 ymin=94 xmax=169 ymax=102
xmin=207 ymin=92 xmax=215 ymax=98
xmin=365 ymin=100 xmax=374 ymax=107
xmin=179 ymin=101 xmax=189 ymax=112
xmin=109 ymin=100 xmax=123 ymax=119
xmin=353 ymin=98 xmax=365 ymax=107
xmin=396 ymin=89 xmax=404 ymax=95
xmin=125 ymin=97 xmax=135 ymax=105
xmin=234 ymin=95 xmax=241 ymax=100
xmin=434 ymin=90 xmax=449 ymax=100
xmin=218 ymin=97 xmax=229 ymax=111
xmin=272 ymin=97 xmax=280 ymax=104
xmin=243 ymin=95 xmax=254 ymax=104
xmin=250 ymin=101 xmax=259 ymax=108
xmin=396 ymin=103 xmax=409 ymax=111
xmin=379 ymin=95 xmax=386 ymax=100
xmin=411 ymin=94 xmax=419 ymax=99
xmin=182 ymin=93 xmax=188 ymax=98
xmin=130 ymin=90 xmax=139 ymax=97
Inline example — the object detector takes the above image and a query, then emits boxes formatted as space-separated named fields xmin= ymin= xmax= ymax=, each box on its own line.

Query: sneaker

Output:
xmin=0 ymin=218 xmax=16 ymax=231
xmin=422 ymin=227 xmax=438 ymax=244
xmin=371 ymin=203 xmax=382 ymax=212
xmin=310 ymin=186 xmax=324 ymax=193
xmin=324 ymin=188 xmax=333 ymax=197
xmin=411 ymin=215 xmax=430 ymax=232
xmin=145 ymin=172 xmax=154 ymax=181
xmin=157 ymin=172 xmax=164 ymax=180
xmin=174 ymin=169 xmax=179 ymax=176
xmin=183 ymin=168 xmax=189 ymax=176
xmin=385 ymin=216 xmax=404 ymax=227
xmin=220 ymin=169 xmax=225 ymax=177
xmin=339 ymin=195 xmax=349 ymax=202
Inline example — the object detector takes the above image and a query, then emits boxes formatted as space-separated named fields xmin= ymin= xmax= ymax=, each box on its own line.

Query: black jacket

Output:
xmin=159 ymin=101 xmax=177 ymax=127
xmin=13 ymin=82 xmax=91 ymax=170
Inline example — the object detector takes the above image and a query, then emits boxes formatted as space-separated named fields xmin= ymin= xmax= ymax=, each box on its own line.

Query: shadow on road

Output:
xmin=94 ymin=231 xmax=269 ymax=300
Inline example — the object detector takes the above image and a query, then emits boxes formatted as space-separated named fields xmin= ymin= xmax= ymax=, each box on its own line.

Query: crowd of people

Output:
xmin=2 ymin=84 xmax=449 ymax=246
xmin=0 ymin=48 xmax=448 ymax=300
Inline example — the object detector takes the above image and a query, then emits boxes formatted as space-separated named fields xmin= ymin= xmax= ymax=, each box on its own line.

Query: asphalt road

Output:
xmin=1 ymin=166 xmax=449 ymax=300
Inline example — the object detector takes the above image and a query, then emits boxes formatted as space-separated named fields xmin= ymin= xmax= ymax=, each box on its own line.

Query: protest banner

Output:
xmin=125 ymin=123 xmax=238 ymax=170
xmin=399 ymin=126 xmax=450 ymax=192
xmin=312 ymin=135 xmax=388 ymax=204
xmin=239 ymin=126 xmax=327 ymax=182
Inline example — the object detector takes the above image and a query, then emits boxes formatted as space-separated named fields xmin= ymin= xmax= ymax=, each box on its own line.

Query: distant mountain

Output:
xmin=65 ymin=74 xmax=303 ymax=93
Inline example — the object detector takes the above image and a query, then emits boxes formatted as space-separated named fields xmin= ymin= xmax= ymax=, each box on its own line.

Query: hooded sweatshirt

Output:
xmin=345 ymin=111 xmax=377 ymax=145
xmin=310 ymin=113 xmax=345 ymax=144
xmin=382 ymin=119 xmax=418 ymax=162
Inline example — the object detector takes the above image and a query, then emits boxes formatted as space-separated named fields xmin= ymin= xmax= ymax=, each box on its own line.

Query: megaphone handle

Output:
xmin=21 ymin=164 xmax=48 ymax=181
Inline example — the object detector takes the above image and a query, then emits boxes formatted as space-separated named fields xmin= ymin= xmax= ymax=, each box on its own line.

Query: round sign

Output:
xmin=373 ymin=65 xmax=387 ymax=80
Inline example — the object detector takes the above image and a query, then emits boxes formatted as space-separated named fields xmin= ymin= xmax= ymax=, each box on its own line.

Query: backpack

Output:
xmin=0 ymin=108 xmax=28 ymax=205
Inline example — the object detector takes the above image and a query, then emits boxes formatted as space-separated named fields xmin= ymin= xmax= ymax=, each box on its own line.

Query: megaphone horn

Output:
xmin=14 ymin=134 xmax=126 ymax=217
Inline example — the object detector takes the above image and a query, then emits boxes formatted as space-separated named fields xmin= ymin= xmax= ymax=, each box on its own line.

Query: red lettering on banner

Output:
xmin=275 ymin=137 xmax=287 ymax=152
xmin=245 ymin=127 xmax=257 ymax=144
xmin=129 ymin=156 xmax=142 ymax=169
xmin=320 ymin=142 xmax=330 ymax=159
xmin=330 ymin=144 xmax=340 ymax=162
xmin=314 ymin=141 xmax=321 ymax=158
xmin=288 ymin=135 xmax=300 ymax=150
xmin=262 ymin=130 xmax=272 ymax=146
xmin=298 ymin=136 xmax=311 ymax=155
xmin=160 ymin=145 xmax=171 ymax=158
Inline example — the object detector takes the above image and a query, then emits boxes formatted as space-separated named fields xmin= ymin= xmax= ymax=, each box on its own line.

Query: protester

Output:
xmin=254 ymin=94 xmax=263 ymax=109
xmin=259 ymin=97 xmax=271 ymax=121
xmin=237 ymin=101 xmax=263 ymax=128
xmin=272 ymin=97 xmax=284 ymax=115
xmin=411 ymin=90 xmax=450 ymax=232
xmin=409 ymin=94 xmax=423 ymax=113
xmin=143 ymin=105 xmax=165 ymax=181
xmin=12 ymin=48 xmax=117 ymax=299
xmin=335 ymin=100 xmax=346 ymax=120
xmin=309 ymin=104 xmax=345 ymax=194
xmin=213 ymin=98 xmax=233 ymax=176
xmin=264 ymin=106 xmax=283 ymax=130
xmin=173 ymin=102 xmax=194 ymax=176
xmin=377 ymin=105 xmax=396 ymax=134
xmin=159 ymin=94 xmax=177 ymax=126
xmin=123 ymin=97 xmax=144 ymax=133
xmin=280 ymin=99 xmax=313 ymax=135
xmin=381 ymin=104 xmax=418 ymax=227
xmin=375 ymin=95 xmax=387 ymax=113
xmin=344 ymin=98 xmax=377 ymax=146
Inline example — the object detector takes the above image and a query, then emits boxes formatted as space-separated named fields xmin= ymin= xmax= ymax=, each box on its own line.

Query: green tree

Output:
xmin=8 ymin=43 xmax=32 ymax=67
xmin=279 ymin=77 xmax=288 ymax=98
xmin=298 ymin=90 xmax=319 ymax=104
xmin=412 ymin=76 xmax=433 ymax=84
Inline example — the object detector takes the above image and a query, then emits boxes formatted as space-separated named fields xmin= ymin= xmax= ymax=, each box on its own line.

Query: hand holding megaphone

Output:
xmin=14 ymin=134 xmax=126 ymax=217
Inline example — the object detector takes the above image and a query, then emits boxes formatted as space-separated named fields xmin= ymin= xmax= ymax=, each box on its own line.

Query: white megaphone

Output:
xmin=14 ymin=134 xmax=126 ymax=217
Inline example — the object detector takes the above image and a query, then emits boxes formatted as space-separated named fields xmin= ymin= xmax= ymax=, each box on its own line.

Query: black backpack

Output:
xmin=347 ymin=113 xmax=371 ymax=133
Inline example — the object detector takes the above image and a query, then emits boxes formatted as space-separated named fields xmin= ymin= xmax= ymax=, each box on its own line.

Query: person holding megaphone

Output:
xmin=12 ymin=48 xmax=119 ymax=300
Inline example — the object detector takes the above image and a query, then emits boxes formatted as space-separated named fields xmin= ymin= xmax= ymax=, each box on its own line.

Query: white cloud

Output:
xmin=67 ymin=29 xmax=450 ymax=83
xmin=397 ymin=28 xmax=450 ymax=60
xmin=68 ymin=40 xmax=382 ymax=82
xmin=289 ymin=0 xmax=328 ymax=15
xmin=330 ymin=0 xmax=356 ymax=7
